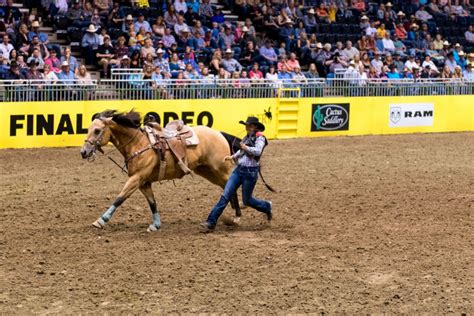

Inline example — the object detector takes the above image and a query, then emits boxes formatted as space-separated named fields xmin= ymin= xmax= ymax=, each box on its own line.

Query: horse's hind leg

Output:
xmin=139 ymin=182 xmax=161 ymax=232
xmin=92 ymin=175 xmax=140 ymax=229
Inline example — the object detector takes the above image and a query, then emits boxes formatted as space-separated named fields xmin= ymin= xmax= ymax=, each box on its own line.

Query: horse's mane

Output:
xmin=97 ymin=110 xmax=142 ymax=129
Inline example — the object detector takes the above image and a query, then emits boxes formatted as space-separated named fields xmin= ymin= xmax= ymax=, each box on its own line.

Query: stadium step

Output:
xmin=277 ymin=91 xmax=300 ymax=139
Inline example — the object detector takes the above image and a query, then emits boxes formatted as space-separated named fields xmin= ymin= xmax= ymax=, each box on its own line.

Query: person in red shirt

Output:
xmin=249 ymin=62 xmax=263 ymax=80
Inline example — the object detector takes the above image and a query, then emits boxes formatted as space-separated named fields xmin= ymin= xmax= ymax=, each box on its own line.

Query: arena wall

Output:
xmin=0 ymin=95 xmax=472 ymax=149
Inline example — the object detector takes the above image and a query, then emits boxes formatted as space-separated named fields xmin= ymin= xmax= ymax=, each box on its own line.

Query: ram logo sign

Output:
xmin=389 ymin=103 xmax=434 ymax=127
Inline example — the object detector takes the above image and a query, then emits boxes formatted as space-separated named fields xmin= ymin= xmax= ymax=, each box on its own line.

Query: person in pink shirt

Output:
xmin=286 ymin=52 xmax=300 ymax=72
xmin=249 ymin=62 xmax=263 ymax=80
xmin=43 ymin=49 xmax=61 ymax=73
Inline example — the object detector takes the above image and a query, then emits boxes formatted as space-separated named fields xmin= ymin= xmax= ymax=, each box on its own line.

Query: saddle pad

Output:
xmin=185 ymin=128 xmax=199 ymax=146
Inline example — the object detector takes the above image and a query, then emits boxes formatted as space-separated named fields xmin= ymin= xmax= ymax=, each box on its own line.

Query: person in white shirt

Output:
xmin=342 ymin=41 xmax=360 ymax=61
xmin=382 ymin=32 xmax=395 ymax=54
xmin=174 ymin=0 xmax=188 ymax=14
xmin=421 ymin=55 xmax=439 ymax=74
xmin=174 ymin=15 xmax=189 ymax=35
xmin=371 ymin=52 xmax=383 ymax=74
xmin=0 ymin=35 xmax=14 ymax=60
xmin=404 ymin=54 xmax=418 ymax=71
xmin=463 ymin=64 xmax=474 ymax=81
xmin=415 ymin=5 xmax=433 ymax=22
xmin=365 ymin=22 xmax=377 ymax=37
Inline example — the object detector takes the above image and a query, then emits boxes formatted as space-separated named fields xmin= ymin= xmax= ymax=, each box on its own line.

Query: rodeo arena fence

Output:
xmin=1 ymin=70 xmax=473 ymax=102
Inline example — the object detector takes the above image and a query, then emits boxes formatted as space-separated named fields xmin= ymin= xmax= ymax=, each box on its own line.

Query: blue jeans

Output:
xmin=207 ymin=165 xmax=271 ymax=226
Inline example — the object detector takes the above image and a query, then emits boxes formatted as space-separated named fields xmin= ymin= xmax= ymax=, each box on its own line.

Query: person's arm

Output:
xmin=241 ymin=136 xmax=265 ymax=156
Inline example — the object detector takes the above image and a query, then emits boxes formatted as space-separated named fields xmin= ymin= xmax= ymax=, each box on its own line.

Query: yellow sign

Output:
xmin=0 ymin=99 xmax=278 ymax=149
xmin=0 ymin=96 xmax=473 ymax=149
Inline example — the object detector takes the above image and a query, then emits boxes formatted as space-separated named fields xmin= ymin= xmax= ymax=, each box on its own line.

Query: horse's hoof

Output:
xmin=232 ymin=216 xmax=241 ymax=225
xmin=92 ymin=218 xmax=105 ymax=229
xmin=147 ymin=224 xmax=160 ymax=232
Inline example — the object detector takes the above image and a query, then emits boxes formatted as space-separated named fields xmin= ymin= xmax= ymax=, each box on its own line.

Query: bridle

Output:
xmin=84 ymin=121 xmax=142 ymax=173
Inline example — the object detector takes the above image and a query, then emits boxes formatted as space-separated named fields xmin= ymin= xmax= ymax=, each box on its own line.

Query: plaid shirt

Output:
xmin=232 ymin=136 xmax=266 ymax=167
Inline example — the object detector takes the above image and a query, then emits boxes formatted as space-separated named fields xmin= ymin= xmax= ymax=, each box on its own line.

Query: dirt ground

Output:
xmin=1 ymin=132 xmax=473 ymax=314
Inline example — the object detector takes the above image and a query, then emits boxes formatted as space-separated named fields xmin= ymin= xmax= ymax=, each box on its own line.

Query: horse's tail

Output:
xmin=220 ymin=132 xmax=241 ymax=155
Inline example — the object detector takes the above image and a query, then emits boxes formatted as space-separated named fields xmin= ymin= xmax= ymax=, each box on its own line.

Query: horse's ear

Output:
xmin=101 ymin=117 xmax=114 ymax=124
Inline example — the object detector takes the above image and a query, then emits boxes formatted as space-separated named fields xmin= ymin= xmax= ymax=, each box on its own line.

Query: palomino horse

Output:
xmin=80 ymin=110 xmax=241 ymax=232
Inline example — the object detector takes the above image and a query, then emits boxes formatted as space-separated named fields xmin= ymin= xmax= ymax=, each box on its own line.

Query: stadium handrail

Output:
xmin=0 ymin=78 xmax=472 ymax=101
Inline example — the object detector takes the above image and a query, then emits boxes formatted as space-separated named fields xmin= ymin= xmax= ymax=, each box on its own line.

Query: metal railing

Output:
xmin=0 ymin=78 xmax=473 ymax=102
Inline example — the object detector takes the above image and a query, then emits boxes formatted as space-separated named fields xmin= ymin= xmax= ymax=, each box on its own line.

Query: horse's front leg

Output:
xmin=92 ymin=175 xmax=140 ymax=229
xmin=139 ymin=182 xmax=161 ymax=232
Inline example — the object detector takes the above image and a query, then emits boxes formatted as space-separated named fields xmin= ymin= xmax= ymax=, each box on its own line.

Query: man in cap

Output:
xmin=67 ymin=0 xmax=85 ymax=26
xmin=404 ymin=52 xmax=418 ymax=71
xmin=60 ymin=47 xmax=78 ymax=73
xmin=303 ymin=8 xmax=317 ymax=33
xmin=457 ymin=51 xmax=467 ymax=70
xmin=28 ymin=21 xmax=49 ymax=44
xmin=81 ymin=24 xmax=101 ymax=64
xmin=444 ymin=52 xmax=457 ymax=73
xmin=154 ymin=48 xmax=170 ymax=73
xmin=134 ymin=13 xmax=152 ymax=33
xmin=221 ymin=48 xmax=242 ymax=72
xmin=25 ymin=60 xmax=43 ymax=80
xmin=279 ymin=18 xmax=297 ymax=53
xmin=463 ymin=63 xmax=474 ymax=81
xmin=201 ymin=117 xmax=272 ymax=231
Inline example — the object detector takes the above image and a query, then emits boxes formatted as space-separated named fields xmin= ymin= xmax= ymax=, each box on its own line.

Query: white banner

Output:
xmin=389 ymin=103 xmax=434 ymax=127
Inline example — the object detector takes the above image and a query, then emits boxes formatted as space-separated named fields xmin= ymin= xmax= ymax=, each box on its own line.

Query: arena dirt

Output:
xmin=1 ymin=132 xmax=473 ymax=314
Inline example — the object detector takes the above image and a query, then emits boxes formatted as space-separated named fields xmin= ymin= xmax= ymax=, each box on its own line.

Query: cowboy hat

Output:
xmin=386 ymin=2 xmax=393 ymax=6
xmin=225 ymin=48 xmax=233 ymax=54
xmin=361 ymin=15 xmax=369 ymax=20
xmin=454 ymin=43 xmax=461 ymax=48
xmin=242 ymin=26 xmax=249 ymax=32
xmin=31 ymin=21 xmax=40 ymax=28
xmin=126 ymin=14 xmax=133 ymax=20
xmin=458 ymin=51 xmax=465 ymax=56
xmin=156 ymin=48 xmax=164 ymax=54
xmin=443 ymin=40 xmax=450 ymax=46
xmin=307 ymin=8 xmax=315 ymax=14
xmin=316 ymin=42 xmax=323 ymax=49
xmin=397 ymin=11 xmax=405 ymax=16
xmin=86 ymin=24 xmax=97 ymax=33
xmin=410 ymin=23 xmax=419 ymax=28
xmin=61 ymin=61 xmax=69 ymax=67
xmin=239 ymin=116 xmax=265 ymax=131
xmin=468 ymin=53 xmax=474 ymax=58
xmin=284 ymin=18 xmax=293 ymax=24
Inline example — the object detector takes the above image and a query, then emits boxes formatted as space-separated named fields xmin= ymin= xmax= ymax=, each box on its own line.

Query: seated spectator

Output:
xmin=287 ymin=52 xmax=300 ymax=72
xmin=169 ymin=52 xmax=185 ymax=75
xmin=432 ymin=34 xmax=444 ymax=50
xmin=393 ymin=52 xmax=404 ymax=73
xmin=457 ymin=51 xmax=467 ymax=70
xmin=154 ymin=49 xmax=170 ymax=73
xmin=365 ymin=21 xmax=377 ymax=37
xmin=265 ymin=64 xmax=278 ymax=84
xmin=174 ymin=0 xmax=188 ymax=15
xmin=184 ymin=6 xmax=200 ymax=26
xmin=292 ymin=66 xmax=307 ymax=84
xmin=60 ymin=47 xmax=78 ymax=74
xmin=405 ymin=53 xmax=418 ymax=71
xmin=81 ymin=24 xmax=101 ymax=65
xmin=259 ymin=40 xmax=278 ymax=66
xmin=198 ymin=0 xmax=214 ymax=23
xmin=278 ymin=64 xmax=293 ymax=82
xmin=44 ymin=49 xmax=61 ymax=73
xmin=445 ymin=52 xmax=457 ymax=73
xmin=221 ymin=48 xmax=242 ymax=73
xmin=211 ymin=8 xmax=225 ymax=24
xmin=0 ymin=34 xmax=13 ymax=60
xmin=376 ymin=23 xmax=387 ymax=39
xmin=371 ymin=52 xmax=384 ymax=74
xmin=57 ymin=61 xmax=76 ymax=84
xmin=122 ymin=15 xmax=134 ymax=34
xmin=343 ymin=41 xmax=359 ymax=61
xmin=279 ymin=19 xmax=296 ymax=54
xmin=463 ymin=63 xmax=474 ymax=81
xmin=303 ymin=9 xmax=317 ymax=33
xmin=174 ymin=15 xmax=189 ymax=35
xmin=441 ymin=64 xmax=452 ymax=80
xmin=4 ymin=61 xmax=23 ymax=80
xmin=415 ymin=5 xmax=433 ymax=22
xmin=26 ymin=36 xmax=49 ymax=60
xmin=326 ymin=52 xmax=347 ymax=74
xmin=395 ymin=22 xmax=407 ymax=40
xmin=305 ymin=63 xmax=320 ymax=79
xmin=249 ymin=62 xmax=263 ymax=80
xmin=134 ymin=13 xmax=152 ymax=33
xmin=96 ymin=35 xmax=115 ymax=78
xmin=25 ymin=60 xmax=43 ymax=80
xmin=386 ymin=64 xmax=402 ymax=79
xmin=239 ymin=41 xmax=258 ymax=67
xmin=183 ymin=62 xmax=200 ymax=79
xmin=76 ymin=64 xmax=92 ymax=85
xmin=26 ymin=48 xmax=45 ymax=69
xmin=382 ymin=33 xmax=395 ymax=54
xmin=43 ymin=64 xmax=58 ymax=83
xmin=453 ymin=65 xmax=463 ymax=80
xmin=162 ymin=28 xmax=177 ymax=48
xmin=465 ymin=25 xmax=474 ymax=44
xmin=422 ymin=55 xmax=440 ymax=74
xmin=316 ymin=3 xmax=329 ymax=23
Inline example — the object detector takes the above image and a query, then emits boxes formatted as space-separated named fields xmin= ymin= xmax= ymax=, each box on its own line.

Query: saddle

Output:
xmin=143 ymin=120 xmax=199 ymax=180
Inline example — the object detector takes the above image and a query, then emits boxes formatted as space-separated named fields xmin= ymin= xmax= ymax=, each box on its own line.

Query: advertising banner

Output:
xmin=389 ymin=103 xmax=434 ymax=128
xmin=311 ymin=103 xmax=350 ymax=132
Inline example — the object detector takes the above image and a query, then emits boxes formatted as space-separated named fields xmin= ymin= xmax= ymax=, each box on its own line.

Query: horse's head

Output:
xmin=81 ymin=117 xmax=113 ymax=161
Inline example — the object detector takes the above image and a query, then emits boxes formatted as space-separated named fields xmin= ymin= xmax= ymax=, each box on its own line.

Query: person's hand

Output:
xmin=240 ymin=142 xmax=248 ymax=150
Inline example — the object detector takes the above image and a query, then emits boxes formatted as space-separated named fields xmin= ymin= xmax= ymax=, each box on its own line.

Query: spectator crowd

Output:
xmin=1 ymin=0 xmax=474 ymax=88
